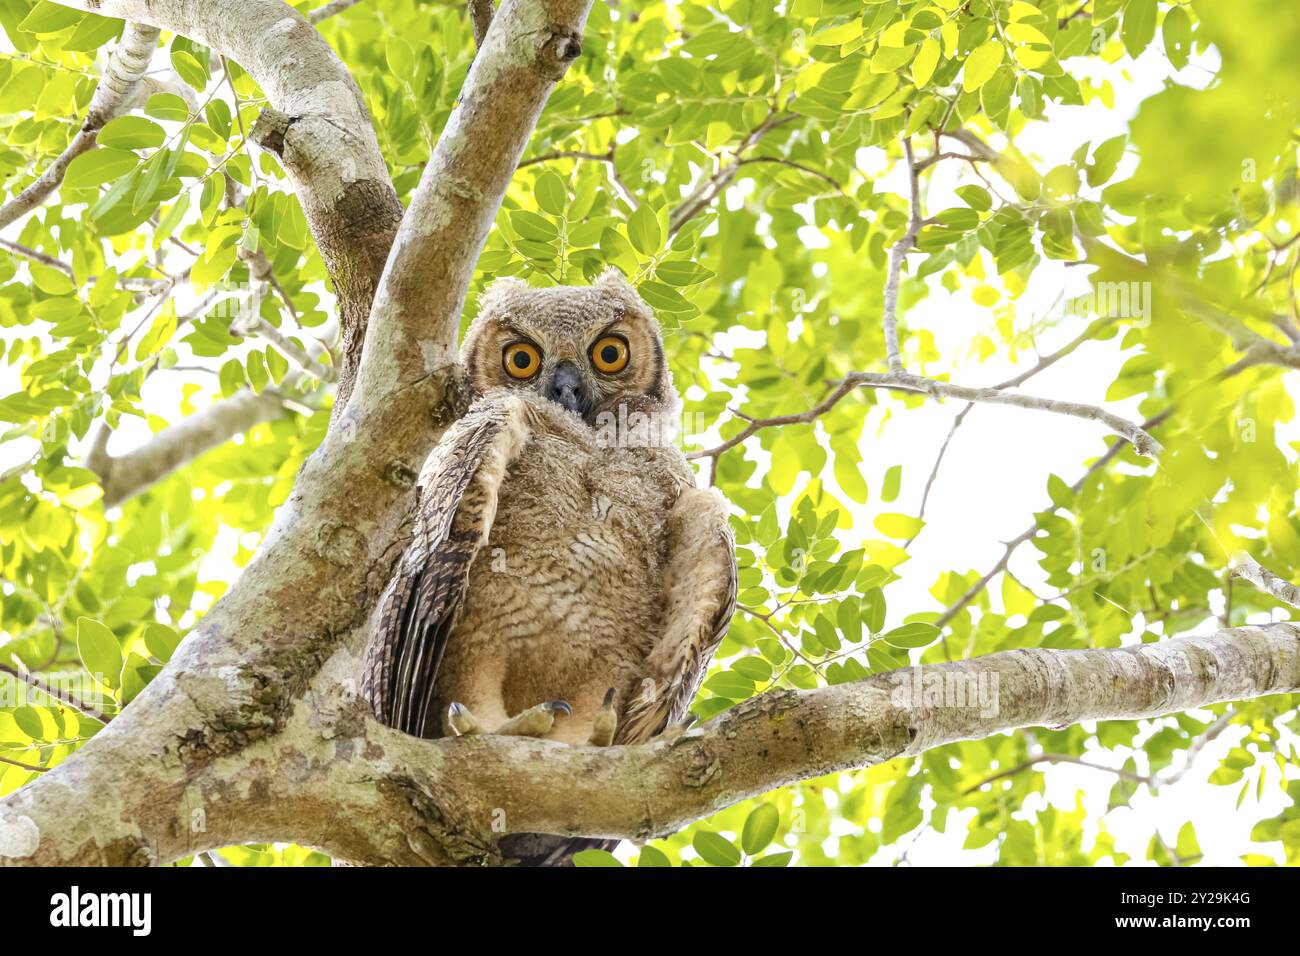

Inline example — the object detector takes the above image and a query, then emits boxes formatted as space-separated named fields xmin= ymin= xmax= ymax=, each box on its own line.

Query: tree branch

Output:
xmin=309 ymin=0 xmax=365 ymax=23
xmin=350 ymin=0 xmax=593 ymax=417
xmin=0 ymin=663 xmax=111 ymax=724
xmin=1231 ymin=556 xmax=1300 ymax=611
xmin=884 ymin=137 xmax=922 ymax=372
xmin=688 ymin=369 xmax=1161 ymax=462
xmin=2 ymin=622 xmax=1294 ymax=865
xmin=0 ymin=22 xmax=159 ymax=231
xmin=667 ymin=109 xmax=799 ymax=236
xmin=49 ymin=0 xmax=404 ymax=408
xmin=85 ymin=389 xmax=294 ymax=508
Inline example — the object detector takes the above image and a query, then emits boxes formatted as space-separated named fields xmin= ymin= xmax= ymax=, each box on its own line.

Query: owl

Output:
xmin=362 ymin=269 xmax=737 ymax=865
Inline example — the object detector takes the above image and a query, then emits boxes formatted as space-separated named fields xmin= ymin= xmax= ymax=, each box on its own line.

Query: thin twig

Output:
xmin=308 ymin=0 xmax=365 ymax=23
xmin=883 ymin=137 xmax=922 ymax=373
xmin=0 ymin=663 xmax=111 ymax=723
xmin=1231 ymin=556 xmax=1300 ymax=611
xmin=687 ymin=369 xmax=1161 ymax=462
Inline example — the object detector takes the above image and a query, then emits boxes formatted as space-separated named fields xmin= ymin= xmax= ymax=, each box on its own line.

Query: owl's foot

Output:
xmin=588 ymin=687 xmax=618 ymax=746
xmin=447 ymin=702 xmax=488 ymax=736
xmin=495 ymin=699 xmax=571 ymax=737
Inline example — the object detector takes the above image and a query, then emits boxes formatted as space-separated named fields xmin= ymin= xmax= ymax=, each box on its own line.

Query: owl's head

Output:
xmin=460 ymin=269 xmax=676 ymax=424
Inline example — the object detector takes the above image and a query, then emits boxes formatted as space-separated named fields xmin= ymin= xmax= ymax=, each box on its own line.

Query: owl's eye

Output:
xmin=590 ymin=335 xmax=630 ymax=374
xmin=503 ymin=341 xmax=542 ymax=380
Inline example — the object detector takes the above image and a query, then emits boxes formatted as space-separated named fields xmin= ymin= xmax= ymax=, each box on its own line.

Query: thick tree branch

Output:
xmin=49 ymin=0 xmax=403 ymax=408
xmin=0 ymin=23 xmax=159 ymax=231
xmin=2 ymin=622 xmax=1294 ymax=865
xmin=350 ymin=0 xmax=593 ymax=417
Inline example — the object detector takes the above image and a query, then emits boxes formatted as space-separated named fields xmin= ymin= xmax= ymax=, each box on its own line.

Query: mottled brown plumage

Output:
xmin=362 ymin=270 xmax=736 ymax=865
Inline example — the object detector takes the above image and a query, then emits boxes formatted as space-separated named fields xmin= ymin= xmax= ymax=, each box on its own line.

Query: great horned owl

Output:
xmin=362 ymin=269 xmax=737 ymax=864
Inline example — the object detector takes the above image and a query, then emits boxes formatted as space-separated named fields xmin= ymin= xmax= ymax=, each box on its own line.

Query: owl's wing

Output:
xmin=362 ymin=395 xmax=530 ymax=737
xmin=620 ymin=486 xmax=737 ymax=743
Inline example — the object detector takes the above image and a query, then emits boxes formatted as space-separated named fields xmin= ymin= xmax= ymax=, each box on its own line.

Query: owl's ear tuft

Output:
xmin=593 ymin=267 xmax=634 ymax=293
xmin=477 ymin=276 xmax=528 ymax=315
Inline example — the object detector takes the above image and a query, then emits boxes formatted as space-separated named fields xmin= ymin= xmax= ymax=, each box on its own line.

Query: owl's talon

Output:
xmin=634 ymin=677 xmax=656 ymax=704
xmin=448 ymin=702 xmax=485 ymax=736
xmin=495 ymin=699 xmax=571 ymax=737
xmin=588 ymin=687 xmax=618 ymax=746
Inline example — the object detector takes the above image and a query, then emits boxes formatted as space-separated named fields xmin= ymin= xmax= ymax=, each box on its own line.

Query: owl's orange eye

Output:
xmin=503 ymin=341 xmax=542 ymax=380
xmin=590 ymin=335 xmax=630 ymax=374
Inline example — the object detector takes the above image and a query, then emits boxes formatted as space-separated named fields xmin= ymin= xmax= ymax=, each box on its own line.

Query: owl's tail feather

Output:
xmin=499 ymin=833 xmax=619 ymax=867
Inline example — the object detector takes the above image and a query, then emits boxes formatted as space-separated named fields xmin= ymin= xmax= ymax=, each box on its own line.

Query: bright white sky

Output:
xmin=2 ymin=24 xmax=1297 ymax=867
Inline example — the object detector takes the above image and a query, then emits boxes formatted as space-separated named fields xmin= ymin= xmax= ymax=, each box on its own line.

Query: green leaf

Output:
xmin=171 ymin=48 xmax=209 ymax=90
xmin=1121 ymin=0 xmax=1157 ymax=58
xmin=77 ymin=617 xmax=123 ymax=691
xmin=692 ymin=831 xmax=741 ymax=867
xmin=955 ymin=185 xmax=992 ymax=212
xmin=637 ymin=845 xmax=672 ymax=867
xmin=1162 ymin=5 xmax=1192 ymax=70
xmin=11 ymin=706 xmax=44 ymax=740
xmin=572 ymin=848 xmax=623 ymax=867
xmin=98 ymin=116 xmax=166 ymax=151
xmin=627 ymin=203 xmax=662 ymax=256
xmin=740 ymin=803 xmax=780 ymax=855
xmin=18 ymin=2 xmax=83 ymax=34
xmin=534 ymin=169 xmax=568 ymax=216
xmin=962 ymin=41 xmax=1004 ymax=92
xmin=145 ymin=92 xmax=190 ymax=122
xmin=882 ymin=622 xmax=940 ymax=648
xmin=63 ymin=148 xmax=139 ymax=189
xmin=144 ymin=623 xmax=181 ymax=662
xmin=912 ymin=36 xmax=941 ymax=87
xmin=874 ymin=512 xmax=923 ymax=539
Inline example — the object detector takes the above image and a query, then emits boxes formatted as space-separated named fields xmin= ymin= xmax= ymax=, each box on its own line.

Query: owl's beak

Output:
xmin=543 ymin=361 xmax=591 ymax=417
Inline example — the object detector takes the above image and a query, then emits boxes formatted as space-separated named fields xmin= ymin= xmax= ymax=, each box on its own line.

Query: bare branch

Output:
xmin=0 ymin=239 xmax=170 ymax=291
xmin=965 ymin=710 xmax=1235 ymax=795
xmin=87 ymin=389 xmax=294 ymax=508
xmin=518 ymin=146 xmax=638 ymax=208
xmin=687 ymin=369 xmax=1161 ymax=461
xmin=233 ymin=317 xmax=337 ymax=383
xmin=308 ymin=0 xmax=365 ymax=23
xmin=0 ymin=663 xmax=111 ymax=724
xmin=0 ymin=23 xmax=159 ymax=231
xmin=667 ymin=110 xmax=800 ymax=236
xmin=231 ymin=246 xmax=337 ymax=382
xmin=1231 ymin=556 xmax=1300 ymax=611
xmin=883 ymin=137 xmax=922 ymax=373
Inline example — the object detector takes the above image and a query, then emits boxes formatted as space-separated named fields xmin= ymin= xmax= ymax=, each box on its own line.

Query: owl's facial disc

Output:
xmin=542 ymin=361 xmax=591 ymax=416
